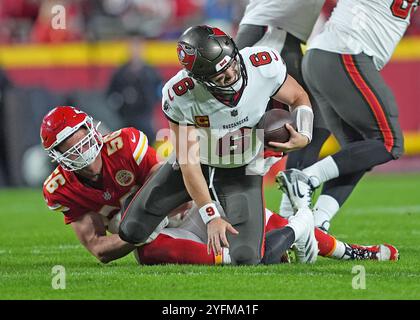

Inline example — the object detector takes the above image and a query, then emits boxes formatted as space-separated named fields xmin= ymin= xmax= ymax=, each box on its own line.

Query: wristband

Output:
xmin=292 ymin=105 xmax=314 ymax=142
xmin=199 ymin=203 xmax=221 ymax=224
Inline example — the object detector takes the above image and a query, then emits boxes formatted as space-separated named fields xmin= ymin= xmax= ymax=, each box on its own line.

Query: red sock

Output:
xmin=315 ymin=228 xmax=337 ymax=257
xmin=137 ymin=234 xmax=215 ymax=265
xmin=265 ymin=213 xmax=289 ymax=232
xmin=266 ymin=212 xmax=336 ymax=257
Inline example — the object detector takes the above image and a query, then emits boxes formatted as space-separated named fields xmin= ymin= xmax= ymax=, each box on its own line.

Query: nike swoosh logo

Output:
xmin=293 ymin=182 xmax=305 ymax=198
xmin=131 ymin=133 xmax=136 ymax=143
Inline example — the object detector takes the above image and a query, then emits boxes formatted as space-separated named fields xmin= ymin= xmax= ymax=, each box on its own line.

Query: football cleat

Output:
xmin=346 ymin=243 xmax=399 ymax=261
xmin=288 ymin=208 xmax=318 ymax=264
xmin=281 ymin=250 xmax=295 ymax=263
xmin=276 ymin=169 xmax=315 ymax=212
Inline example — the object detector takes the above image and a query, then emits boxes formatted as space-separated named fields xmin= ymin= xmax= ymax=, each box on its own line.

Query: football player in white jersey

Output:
xmin=235 ymin=0 xmax=333 ymax=222
xmin=278 ymin=0 xmax=418 ymax=231
xmin=119 ymin=25 xmax=318 ymax=264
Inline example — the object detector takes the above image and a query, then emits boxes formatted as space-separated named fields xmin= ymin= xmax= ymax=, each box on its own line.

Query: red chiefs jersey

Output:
xmin=43 ymin=127 xmax=158 ymax=224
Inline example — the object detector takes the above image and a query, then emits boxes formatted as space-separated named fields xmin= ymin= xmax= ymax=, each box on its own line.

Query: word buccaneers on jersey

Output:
xmin=162 ymin=46 xmax=287 ymax=173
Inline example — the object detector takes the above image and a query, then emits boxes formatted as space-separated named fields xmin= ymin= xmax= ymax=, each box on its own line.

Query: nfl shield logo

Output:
xmin=103 ymin=191 xmax=112 ymax=201
xmin=231 ymin=110 xmax=238 ymax=117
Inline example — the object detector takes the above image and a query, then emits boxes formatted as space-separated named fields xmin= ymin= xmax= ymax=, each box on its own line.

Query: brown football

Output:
xmin=257 ymin=108 xmax=296 ymax=147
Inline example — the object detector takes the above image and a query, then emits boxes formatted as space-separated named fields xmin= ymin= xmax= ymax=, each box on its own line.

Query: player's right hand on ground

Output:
xmin=207 ymin=217 xmax=238 ymax=256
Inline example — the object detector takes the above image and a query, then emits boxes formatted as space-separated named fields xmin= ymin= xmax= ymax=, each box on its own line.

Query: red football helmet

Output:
xmin=40 ymin=106 xmax=103 ymax=171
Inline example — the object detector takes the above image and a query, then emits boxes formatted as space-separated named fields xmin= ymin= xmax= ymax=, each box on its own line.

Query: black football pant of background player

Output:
xmin=119 ymin=153 xmax=269 ymax=265
xmin=235 ymin=26 xmax=393 ymax=214
xmin=301 ymin=49 xmax=404 ymax=209
xmin=234 ymin=25 xmax=332 ymax=258
xmin=231 ymin=25 xmax=403 ymax=260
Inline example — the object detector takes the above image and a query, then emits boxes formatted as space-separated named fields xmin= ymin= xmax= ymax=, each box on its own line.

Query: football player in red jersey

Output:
xmin=41 ymin=106 xmax=398 ymax=264
xmin=41 ymin=106 xmax=161 ymax=263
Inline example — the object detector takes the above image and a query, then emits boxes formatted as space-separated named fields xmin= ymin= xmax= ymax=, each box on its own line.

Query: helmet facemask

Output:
xmin=202 ymin=51 xmax=248 ymax=99
xmin=48 ymin=117 xmax=103 ymax=172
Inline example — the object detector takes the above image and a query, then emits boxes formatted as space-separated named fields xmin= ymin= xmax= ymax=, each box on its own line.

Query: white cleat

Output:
xmin=288 ymin=208 xmax=318 ymax=264
xmin=276 ymin=169 xmax=315 ymax=213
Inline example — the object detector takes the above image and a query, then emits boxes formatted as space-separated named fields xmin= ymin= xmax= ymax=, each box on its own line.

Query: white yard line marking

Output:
xmin=344 ymin=205 xmax=420 ymax=215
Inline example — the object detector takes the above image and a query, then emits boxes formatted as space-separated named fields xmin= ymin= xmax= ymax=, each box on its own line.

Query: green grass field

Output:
xmin=1 ymin=173 xmax=420 ymax=300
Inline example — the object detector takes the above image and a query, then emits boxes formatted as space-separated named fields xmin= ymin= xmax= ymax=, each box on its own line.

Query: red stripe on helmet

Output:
xmin=211 ymin=27 xmax=227 ymax=36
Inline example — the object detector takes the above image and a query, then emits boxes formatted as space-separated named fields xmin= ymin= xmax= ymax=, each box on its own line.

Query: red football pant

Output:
xmin=137 ymin=234 xmax=215 ymax=265
xmin=137 ymin=213 xmax=336 ymax=264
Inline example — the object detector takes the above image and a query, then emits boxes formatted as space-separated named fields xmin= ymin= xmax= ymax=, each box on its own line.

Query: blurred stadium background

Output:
xmin=0 ymin=0 xmax=419 ymax=188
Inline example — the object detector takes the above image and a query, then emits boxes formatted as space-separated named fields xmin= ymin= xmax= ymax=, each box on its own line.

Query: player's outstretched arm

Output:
xmin=169 ymin=122 xmax=238 ymax=256
xmin=71 ymin=212 xmax=135 ymax=263
xmin=270 ymin=74 xmax=314 ymax=152
xmin=273 ymin=74 xmax=311 ymax=109
xmin=170 ymin=122 xmax=214 ymax=208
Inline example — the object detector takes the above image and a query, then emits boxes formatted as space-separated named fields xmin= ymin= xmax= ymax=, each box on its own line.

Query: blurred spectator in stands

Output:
xmin=106 ymin=35 xmax=162 ymax=144
xmin=84 ymin=0 xmax=131 ymax=41
xmin=30 ymin=0 xmax=84 ymax=43
xmin=161 ymin=0 xmax=204 ymax=39
xmin=0 ymin=68 xmax=12 ymax=186
xmin=203 ymin=0 xmax=246 ymax=35
xmin=122 ymin=0 xmax=173 ymax=38
xmin=0 ymin=0 xmax=40 ymax=43
xmin=406 ymin=8 xmax=420 ymax=36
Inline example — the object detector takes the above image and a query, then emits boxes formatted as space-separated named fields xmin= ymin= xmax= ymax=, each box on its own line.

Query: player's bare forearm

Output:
xmin=273 ymin=74 xmax=311 ymax=110
xmin=71 ymin=212 xmax=135 ymax=263
xmin=168 ymin=121 xmax=236 ymax=255
xmin=170 ymin=121 xmax=213 ymax=208
xmin=271 ymin=74 xmax=314 ymax=146
xmin=86 ymin=234 xmax=135 ymax=263
xmin=179 ymin=162 xmax=213 ymax=208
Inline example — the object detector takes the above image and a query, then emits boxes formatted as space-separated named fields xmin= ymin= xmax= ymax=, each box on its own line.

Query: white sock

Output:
xmin=303 ymin=156 xmax=339 ymax=188
xmin=287 ymin=208 xmax=312 ymax=240
xmin=330 ymin=240 xmax=347 ymax=259
xmin=279 ymin=194 xmax=294 ymax=218
xmin=313 ymin=195 xmax=340 ymax=230
xmin=222 ymin=248 xmax=231 ymax=265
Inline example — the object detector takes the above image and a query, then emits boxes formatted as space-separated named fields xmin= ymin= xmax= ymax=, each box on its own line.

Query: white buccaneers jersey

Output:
xmin=240 ymin=0 xmax=325 ymax=42
xmin=162 ymin=46 xmax=287 ymax=173
xmin=309 ymin=0 xmax=418 ymax=70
